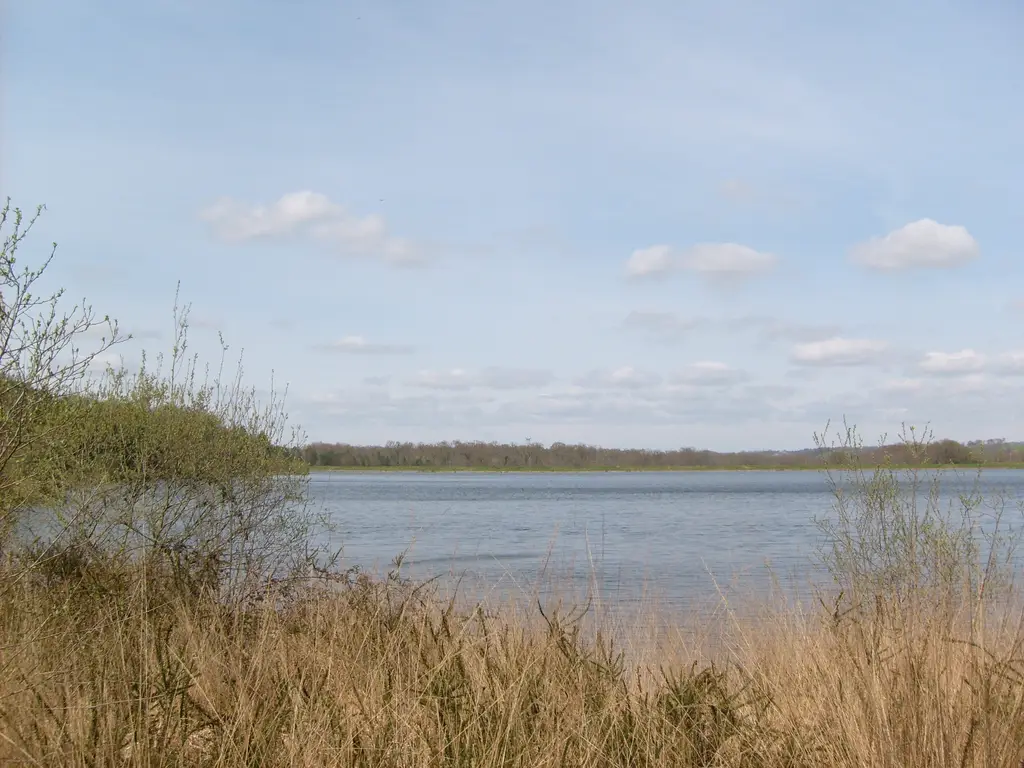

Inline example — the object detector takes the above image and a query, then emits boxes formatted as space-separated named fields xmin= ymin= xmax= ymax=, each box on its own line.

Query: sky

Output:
xmin=3 ymin=0 xmax=1023 ymax=451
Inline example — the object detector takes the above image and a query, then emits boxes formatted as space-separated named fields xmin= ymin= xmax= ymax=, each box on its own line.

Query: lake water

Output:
xmin=311 ymin=468 xmax=1024 ymax=612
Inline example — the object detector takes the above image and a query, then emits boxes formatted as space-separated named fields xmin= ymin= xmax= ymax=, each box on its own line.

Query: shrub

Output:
xmin=1 ymin=200 xmax=328 ymax=605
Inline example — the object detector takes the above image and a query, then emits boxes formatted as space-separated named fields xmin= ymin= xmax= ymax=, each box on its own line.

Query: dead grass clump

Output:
xmin=8 ymin=554 xmax=1024 ymax=767
xmin=0 ymin=559 xmax=790 ymax=767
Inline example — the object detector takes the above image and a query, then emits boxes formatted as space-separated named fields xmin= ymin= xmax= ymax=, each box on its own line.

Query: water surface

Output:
xmin=312 ymin=468 xmax=1024 ymax=610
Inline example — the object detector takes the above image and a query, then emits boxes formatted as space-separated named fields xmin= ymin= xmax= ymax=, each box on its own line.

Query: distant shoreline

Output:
xmin=306 ymin=463 xmax=1024 ymax=474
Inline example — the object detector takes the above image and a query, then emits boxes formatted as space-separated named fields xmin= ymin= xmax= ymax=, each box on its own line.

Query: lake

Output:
xmin=311 ymin=468 xmax=1024 ymax=612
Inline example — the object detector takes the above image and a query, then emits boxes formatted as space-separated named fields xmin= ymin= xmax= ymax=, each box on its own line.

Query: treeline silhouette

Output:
xmin=298 ymin=438 xmax=1024 ymax=470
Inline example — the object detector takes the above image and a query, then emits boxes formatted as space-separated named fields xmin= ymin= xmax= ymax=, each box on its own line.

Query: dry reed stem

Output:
xmin=2 ymin=563 xmax=1024 ymax=767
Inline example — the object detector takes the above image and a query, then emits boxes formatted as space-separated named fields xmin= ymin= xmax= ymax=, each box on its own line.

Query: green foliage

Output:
xmin=814 ymin=421 xmax=1021 ymax=617
xmin=1 ymin=199 xmax=323 ymax=604
xmin=0 ymin=198 xmax=123 ymax=532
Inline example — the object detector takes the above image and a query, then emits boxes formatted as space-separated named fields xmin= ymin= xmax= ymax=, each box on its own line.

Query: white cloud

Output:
xmin=574 ymin=366 xmax=662 ymax=390
xmin=623 ymin=311 xmax=703 ymax=338
xmin=412 ymin=369 xmax=475 ymax=390
xmin=201 ymin=191 xmax=335 ymax=239
xmin=849 ymin=219 xmax=979 ymax=271
xmin=744 ymin=384 xmax=798 ymax=401
xmin=411 ymin=367 xmax=554 ymax=390
xmin=881 ymin=377 xmax=925 ymax=394
xmin=994 ymin=352 xmax=1024 ymax=376
xmin=919 ymin=349 xmax=986 ymax=375
xmin=626 ymin=243 xmax=777 ymax=278
xmin=683 ymin=243 xmax=777 ymax=274
xmin=622 ymin=312 xmax=838 ymax=345
xmin=294 ymin=363 xmax=1024 ymax=449
xmin=313 ymin=336 xmax=415 ymax=355
xmin=726 ymin=315 xmax=840 ymax=343
xmin=795 ymin=372 xmax=1024 ymax=438
xmin=948 ymin=373 xmax=990 ymax=394
xmin=298 ymin=381 xmax=796 ymax=442
xmin=672 ymin=361 xmax=746 ymax=386
xmin=200 ymin=191 xmax=420 ymax=265
xmin=790 ymin=337 xmax=889 ymax=366
xmin=626 ymin=245 xmax=673 ymax=277
xmin=478 ymin=367 xmax=555 ymax=389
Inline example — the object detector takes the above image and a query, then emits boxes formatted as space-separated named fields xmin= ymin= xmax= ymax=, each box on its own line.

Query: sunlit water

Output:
xmin=310 ymin=469 xmax=1024 ymax=613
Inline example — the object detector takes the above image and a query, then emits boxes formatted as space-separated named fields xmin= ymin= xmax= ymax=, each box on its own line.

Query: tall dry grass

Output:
xmin=3 ymin=544 xmax=1024 ymax=767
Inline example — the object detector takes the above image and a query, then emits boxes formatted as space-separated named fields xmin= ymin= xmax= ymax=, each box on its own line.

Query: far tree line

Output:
xmin=295 ymin=437 xmax=1024 ymax=470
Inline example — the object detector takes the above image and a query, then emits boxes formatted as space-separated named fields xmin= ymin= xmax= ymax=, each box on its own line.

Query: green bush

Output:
xmin=814 ymin=421 xmax=1020 ymax=622
xmin=1 ymin=199 xmax=325 ymax=604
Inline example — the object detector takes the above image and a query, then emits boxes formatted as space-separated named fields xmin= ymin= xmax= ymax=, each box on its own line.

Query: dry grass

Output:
xmin=2 ymin=555 xmax=1024 ymax=768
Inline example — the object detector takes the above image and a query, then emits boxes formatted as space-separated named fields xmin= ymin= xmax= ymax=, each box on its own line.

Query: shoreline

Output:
xmin=305 ymin=463 xmax=1024 ymax=474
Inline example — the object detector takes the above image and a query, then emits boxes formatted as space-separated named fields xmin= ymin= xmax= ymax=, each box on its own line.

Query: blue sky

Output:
xmin=4 ymin=0 xmax=1023 ymax=450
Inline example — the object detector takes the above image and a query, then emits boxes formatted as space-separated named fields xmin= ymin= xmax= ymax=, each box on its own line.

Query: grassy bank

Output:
xmin=3 ymin=548 xmax=1024 ymax=767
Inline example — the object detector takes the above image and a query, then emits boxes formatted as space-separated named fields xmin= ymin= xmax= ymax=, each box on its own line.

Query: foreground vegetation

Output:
xmin=6 ymin=542 xmax=1024 ymax=768
xmin=4 ymin=199 xmax=1024 ymax=766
